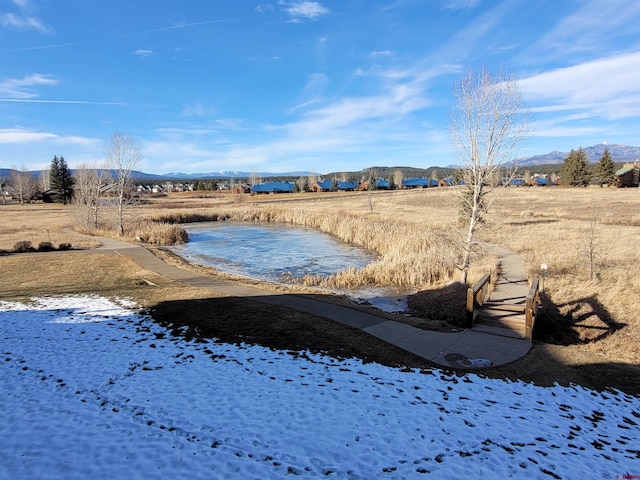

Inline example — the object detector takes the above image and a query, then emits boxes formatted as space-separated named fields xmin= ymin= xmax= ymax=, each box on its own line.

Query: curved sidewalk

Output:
xmin=93 ymin=236 xmax=531 ymax=369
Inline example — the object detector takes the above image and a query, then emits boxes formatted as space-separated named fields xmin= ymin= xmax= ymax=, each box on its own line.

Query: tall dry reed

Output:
xmin=153 ymin=205 xmax=465 ymax=289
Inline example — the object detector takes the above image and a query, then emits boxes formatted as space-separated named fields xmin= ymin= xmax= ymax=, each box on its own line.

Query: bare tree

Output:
xmin=586 ymin=215 xmax=601 ymax=282
xmin=39 ymin=170 xmax=50 ymax=193
xmin=393 ymin=169 xmax=403 ymax=190
xmin=307 ymin=172 xmax=318 ymax=189
xmin=0 ymin=174 xmax=6 ymax=204
xmin=430 ymin=169 xmax=439 ymax=184
xmin=104 ymin=132 xmax=142 ymax=236
xmin=10 ymin=167 xmax=35 ymax=205
xmin=450 ymin=68 xmax=532 ymax=284
xmin=74 ymin=162 xmax=105 ymax=229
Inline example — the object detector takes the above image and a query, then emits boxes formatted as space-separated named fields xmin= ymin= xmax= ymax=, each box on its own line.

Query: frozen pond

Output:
xmin=169 ymin=221 xmax=376 ymax=284
xmin=169 ymin=221 xmax=411 ymax=312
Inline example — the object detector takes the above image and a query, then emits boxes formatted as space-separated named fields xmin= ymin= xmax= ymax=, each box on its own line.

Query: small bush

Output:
xmin=58 ymin=242 xmax=72 ymax=251
xmin=38 ymin=241 xmax=55 ymax=252
xmin=133 ymin=221 xmax=189 ymax=245
xmin=13 ymin=240 xmax=34 ymax=253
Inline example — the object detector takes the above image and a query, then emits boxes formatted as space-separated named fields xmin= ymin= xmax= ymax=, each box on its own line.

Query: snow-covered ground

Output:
xmin=1 ymin=295 xmax=638 ymax=479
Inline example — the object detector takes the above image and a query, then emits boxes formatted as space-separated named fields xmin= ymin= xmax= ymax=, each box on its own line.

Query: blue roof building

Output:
xmin=402 ymin=178 xmax=431 ymax=188
xmin=252 ymin=182 xmax=294 ymax=193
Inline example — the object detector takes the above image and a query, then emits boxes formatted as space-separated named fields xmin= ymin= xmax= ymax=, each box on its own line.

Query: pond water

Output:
xmin=169 ymin=221 xmax=376 ymax=283
xmin=168 ymin=222 xmax=410 ymax=312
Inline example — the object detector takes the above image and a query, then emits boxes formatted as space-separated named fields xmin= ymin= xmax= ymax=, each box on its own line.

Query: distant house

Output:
xmin=530 ymin=177 xmax=549 ymax=187
xmin=615 ymin=162 xmax=640 ymax=188
xmin=357 ymin=180 xmax=370 ymax=191
xmin=357 ymin=179 xmax=389 ymax=191
xmin=376 ymin=179 xmax=390 ymax=190
xmin=251 ymin=182 xmax=294 ymax=194
xmin=309 ymin=180 xmax=358 ymax=192
xmin=402 ymin=178 xmax=431 ymax=189
xmin=438 ymin=177 xmax=455 ymax=187
xmin=230 ymin=184 xmax=251 ymax=194
xmin=336 ymin=181 xmax=358 ymax=191
xmin=310 ymin=180 xmax=332 ymax=192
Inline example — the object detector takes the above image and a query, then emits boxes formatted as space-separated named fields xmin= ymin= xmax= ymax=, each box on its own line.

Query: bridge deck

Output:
xmin=472 ymin=247 xmax=530 ymax=339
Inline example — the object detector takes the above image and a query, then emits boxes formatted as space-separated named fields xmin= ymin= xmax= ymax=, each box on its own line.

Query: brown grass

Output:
xmin=1 ymin=186 xmax=638 ymax=369
xmin=0 ymin=203 xmax=100 ymax=250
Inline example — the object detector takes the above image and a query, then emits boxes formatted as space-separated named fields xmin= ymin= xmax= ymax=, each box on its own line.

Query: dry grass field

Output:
xmin=1 ymin=186 xmax=638 ymax=392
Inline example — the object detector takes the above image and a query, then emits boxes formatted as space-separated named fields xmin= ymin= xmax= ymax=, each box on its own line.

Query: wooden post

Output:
xmin=466 ymin=287 xmax=475 ymax=327
xmin=467 ymin=273 xmax=491 ymax=328
xmin=524 ymin=279 xmax=539 ymax=340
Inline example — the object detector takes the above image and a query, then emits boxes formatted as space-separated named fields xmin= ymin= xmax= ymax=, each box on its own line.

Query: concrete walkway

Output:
xmin=87 ymin=235 xmax=531 ymax=369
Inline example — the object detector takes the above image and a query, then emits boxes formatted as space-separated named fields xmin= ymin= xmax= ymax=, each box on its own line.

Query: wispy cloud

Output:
xmin=531 ymin=0 xmax=640 ymax=58
xmin=0 ymin=128 xmax=56 ymax=144
xmin=1 ymin=0 xmax=53 ymax=34
xmin=0 ymin=12 xmax=52 ymax=33
xmin=279 ymin=1 xmax=329 ymax=22
xmin=254 ymin=3 xmax=274 ymax=15
xmin=146 ymin=61 xmax=450 ymax=172
xmin=1 ymin=18 xmax=235 ymax=53
xmin=0 ymin=128 xmax=98 ymax=147
xmin=0 ymin=98 xmax=124 ymax=105
xmin=134 ymin=48 xmax=154 ymax=57
xmin=288 ymin=73 xmax=328 ymax=113
xmin=0 ymin=73 xmax=57 ymax=99
xmin=519 ymin=51 xmax=640 ymax=119
xmin=443 ymin=0 xmax=480 ymax=10
xmin=181 ymin=103 xmax=217 ymax=117
xmin=371 ymin=50 xmax=392 ymax=58
xmin=11 ymin=0 xmax=32 ymax=9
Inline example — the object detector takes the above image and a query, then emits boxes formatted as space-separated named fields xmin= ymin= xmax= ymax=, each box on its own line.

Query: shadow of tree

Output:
xmin=407 ymin=282 xmax=468 ymax=329
xmin=534 ymin=292 xmax=626 ymax=345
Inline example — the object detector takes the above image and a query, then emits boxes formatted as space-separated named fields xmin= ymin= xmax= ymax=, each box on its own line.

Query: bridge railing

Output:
xmin=524 ymin=278 xmax=540 ymax=340
xmin=466 ymin=273 xmax=491 ymax=327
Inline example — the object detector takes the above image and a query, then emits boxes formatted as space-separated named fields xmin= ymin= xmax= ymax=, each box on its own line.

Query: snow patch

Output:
xmin=1 ymin=295 xmax=638 ymax=479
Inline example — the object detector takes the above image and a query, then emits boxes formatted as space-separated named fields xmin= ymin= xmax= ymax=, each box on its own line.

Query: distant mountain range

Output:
xmin=159 ymin=170 xmax=315 ymax=180
xmin=2 ymin=143 xmax=638 ymax=181
xmin=513 ymin=142 xmax=640 ymax=166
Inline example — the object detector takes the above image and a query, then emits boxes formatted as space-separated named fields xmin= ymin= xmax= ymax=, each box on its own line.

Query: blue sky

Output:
xmin=2 ymin=0 xmax=640 ymax=174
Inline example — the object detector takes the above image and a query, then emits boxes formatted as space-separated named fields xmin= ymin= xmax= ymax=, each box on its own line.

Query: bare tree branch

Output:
xmin=104 ymin=132 xmax=142 ymax=236
xmin=450 ymin=68 xmax=532 ymax=284
xmin=10 ymin=167 xmax=36 ymax=206
xmin=74 ymin=162 xmax=105 ymax=229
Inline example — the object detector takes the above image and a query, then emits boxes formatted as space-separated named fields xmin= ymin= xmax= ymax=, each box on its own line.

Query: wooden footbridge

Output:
xmin=466 ymin=247 xmax=540 ymax=340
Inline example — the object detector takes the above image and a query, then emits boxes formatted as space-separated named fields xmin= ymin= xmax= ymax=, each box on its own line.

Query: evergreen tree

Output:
xmin=561 ymin=148 xmax=591 ymax=186
xmin=49 ymin=156 xmax=60 ymax=193
xmin=388 ymin=175 xmax=396 ymax=190
xmin=592 ymin=148 xmax=616 ymax=186
xmin=49 ymin=155 xmax=75 ymax=203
